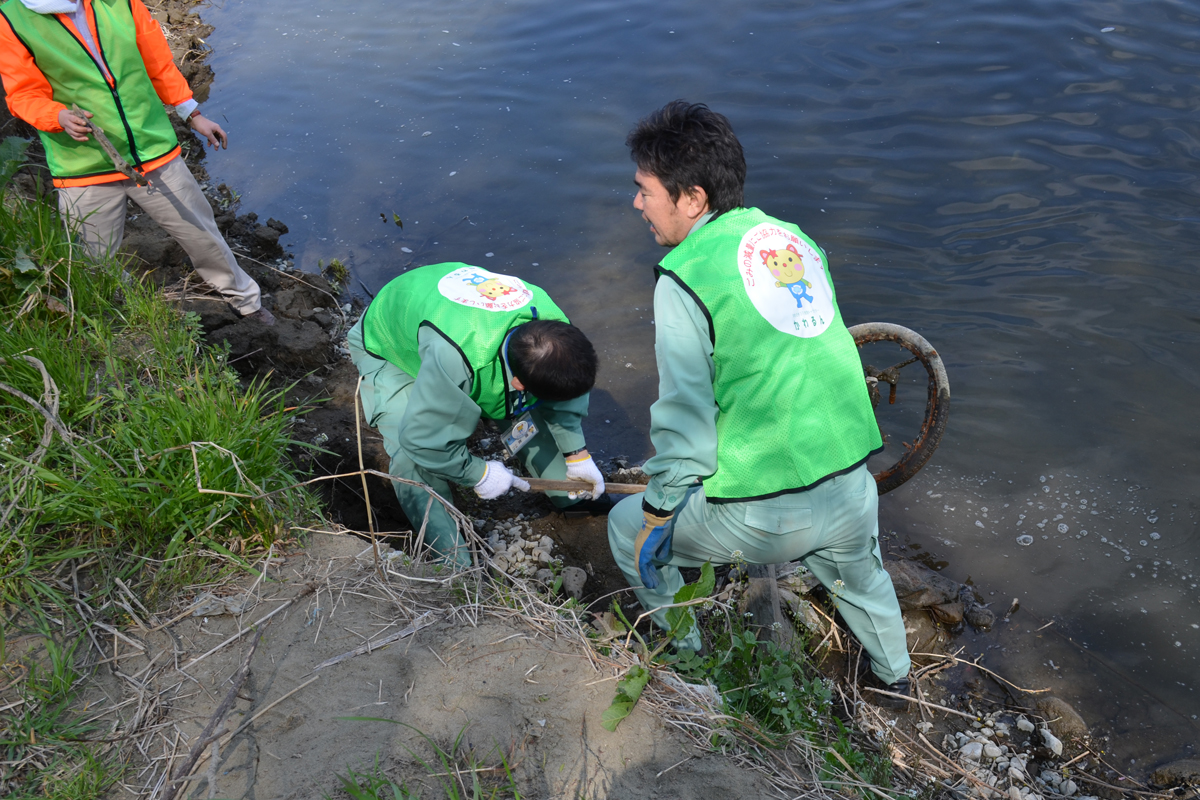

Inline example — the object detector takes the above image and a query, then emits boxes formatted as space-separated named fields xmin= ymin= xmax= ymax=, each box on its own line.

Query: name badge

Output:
xmin=502 ymin=412 xmax=538 ymax=457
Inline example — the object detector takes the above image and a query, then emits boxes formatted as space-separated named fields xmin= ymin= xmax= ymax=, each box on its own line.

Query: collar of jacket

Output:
xmin=19 ymin=0 xmax=80 ymax=14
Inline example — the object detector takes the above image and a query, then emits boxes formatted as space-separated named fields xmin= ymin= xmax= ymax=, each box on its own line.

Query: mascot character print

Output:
xmin=737 ymin=223 xmax=836 ymax=338
xmin=437 ymin=267 xmax=534 ymax=312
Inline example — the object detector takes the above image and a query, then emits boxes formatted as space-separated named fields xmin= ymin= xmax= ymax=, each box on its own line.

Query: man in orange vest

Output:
xmin=0 ymin=0 xmax=274 ymax=324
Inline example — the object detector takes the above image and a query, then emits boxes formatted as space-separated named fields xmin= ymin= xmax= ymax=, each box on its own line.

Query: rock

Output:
xmin=1150 ymin=759 xmax=1200 ymax=788
xmin=1009 ymin=767 xmax=1026 ymax=783
xmin=901 ymin=609 xmax=943 ymax=651
xmin=1035 ymin=696 xmax=1089 ymax=742
xmin=538 ymin=535 xmax=554 ymax=550
xmin=984 ymin=743 xmax=1003 ymax=760
xmin=266 ymin=217 xmax=289 ymax=234
xmin=929 ymin=600 xmax=965 ymax=626
xmin=181 ymin=297 xmax=238 ymax=333
xmin=1009 ymin=787 xmax=1022 ymax=800
xmin=534 ymin=568 xmax=554 ymax=585
xmin=965 ymin=603 xmax=996 ymax=630
xmin=885 ymin=559 xmax=962 ymax=611
xmin=560 ymin=566 xmax=587 ymax=599
xmin=535 ymin=549 xmax=551 ymax=564
xmin=1039 ymin=728 xmax=1063 ymax=757
xmin=492 ymin=556 xmax=510 ymax=574
xmin=253 ymin=223 xmax=281 ymax=249
xmin=1017 ymin=716 xmax=1036 ymax=733
xmin=959 ymin=742 xmax=984 ymax=761
xmin=1061 ymin=780 xmax=1077 ymax=797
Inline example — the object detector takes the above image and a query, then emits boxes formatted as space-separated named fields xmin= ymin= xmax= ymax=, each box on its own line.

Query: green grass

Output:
xmin=328 ymin=721 xmax=521 ymax=800
xmin=0 ymin=144 xmax=320 ymax=796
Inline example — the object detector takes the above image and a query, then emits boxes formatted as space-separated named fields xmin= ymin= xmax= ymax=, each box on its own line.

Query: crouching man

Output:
xmin=607 ymin=101 xmax=912 ymax=705
xmin=348 ymin=263 xmax=608 ymax=567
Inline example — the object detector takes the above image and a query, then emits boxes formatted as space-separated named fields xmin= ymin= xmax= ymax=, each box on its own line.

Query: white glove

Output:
xmin=473 ymin=460 xmax=530 ymax=500
xmin=564 ymin=451 xmax=605 ymax=499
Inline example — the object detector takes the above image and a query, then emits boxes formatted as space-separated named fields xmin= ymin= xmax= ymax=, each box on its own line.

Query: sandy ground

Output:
xmin=91 ymin=533 xmax=777 ymax=799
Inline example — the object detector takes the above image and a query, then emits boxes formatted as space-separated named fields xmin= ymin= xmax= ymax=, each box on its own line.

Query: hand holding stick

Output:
xmin=68 ymin=104 xmax=150 ymax=187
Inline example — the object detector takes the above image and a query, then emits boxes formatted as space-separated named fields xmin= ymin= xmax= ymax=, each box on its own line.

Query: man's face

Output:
xmin=633 ymin=169 xmax=700 ymax=247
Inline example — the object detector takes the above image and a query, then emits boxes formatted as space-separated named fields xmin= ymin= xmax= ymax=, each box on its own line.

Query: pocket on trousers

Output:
xmin=744 ymin=505 xmax=813 ymax=534
xmin=847 ymin=467 xmax=869 ymax=497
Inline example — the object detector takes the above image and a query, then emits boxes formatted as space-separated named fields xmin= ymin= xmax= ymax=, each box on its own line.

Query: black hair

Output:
xmin=507 ymin=320 xmax=597 ymax=402
xmin=626 ymin=100 xmax=746 ymax=215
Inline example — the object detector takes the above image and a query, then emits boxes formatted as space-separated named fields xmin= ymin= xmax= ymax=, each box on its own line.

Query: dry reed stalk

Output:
xmin=180 ymin=582 xmax=316 ymax=672
xmin=909 ymin=650 xmax=1051 ymax=694
xmin=352 ymin=375 xmax=383 ymax=582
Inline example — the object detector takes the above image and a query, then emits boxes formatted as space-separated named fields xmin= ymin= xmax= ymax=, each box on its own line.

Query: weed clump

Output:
xmin=0 ymin=141 xmax=319 ymax=796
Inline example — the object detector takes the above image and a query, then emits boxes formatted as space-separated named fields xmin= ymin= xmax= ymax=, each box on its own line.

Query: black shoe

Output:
xmin=868 ymin=676 xmax=912 ymax=710
xmin=561 ymin=493 xmax=614 ymax=519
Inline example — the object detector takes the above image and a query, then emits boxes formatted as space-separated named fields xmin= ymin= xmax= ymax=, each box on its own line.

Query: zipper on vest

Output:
xmin=54 ymin=11 xmax=145 ymax=169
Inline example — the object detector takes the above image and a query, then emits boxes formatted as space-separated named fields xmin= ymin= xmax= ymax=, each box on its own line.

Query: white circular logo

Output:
xmin=737 ymin=222 xmax=835 ymax=338
xmin=437 ymin=267 xmax=533 ymax=312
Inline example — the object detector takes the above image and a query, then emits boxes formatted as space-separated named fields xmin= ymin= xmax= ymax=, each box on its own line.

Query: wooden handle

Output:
xmin=524 ymin=478 xmax=647 ymax=495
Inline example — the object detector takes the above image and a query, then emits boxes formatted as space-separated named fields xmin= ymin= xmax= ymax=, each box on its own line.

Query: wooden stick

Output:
xmin=310 ymin=611 xmax=438 ymax=672
xmin=862 ymin=687 xmax=981 ymax=720
xmin=164 ymin=628 xmax=263 ymax=800
xmin=524 ymin=478 xmax=646 ymax=495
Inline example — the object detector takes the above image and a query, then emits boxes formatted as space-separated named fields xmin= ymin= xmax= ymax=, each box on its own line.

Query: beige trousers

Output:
xmin=57 ymin=156 xmax=262 ymax=314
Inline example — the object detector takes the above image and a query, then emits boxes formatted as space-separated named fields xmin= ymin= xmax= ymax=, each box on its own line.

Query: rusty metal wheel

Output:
xmin=848 ymin=322 xmax=951 ymax=495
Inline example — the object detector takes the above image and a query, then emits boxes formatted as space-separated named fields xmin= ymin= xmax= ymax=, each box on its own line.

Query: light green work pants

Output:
xmin=349 ymin=324 xmax=575 ymax=567
xmin=607 ymin=464 xmax=911 ymax=684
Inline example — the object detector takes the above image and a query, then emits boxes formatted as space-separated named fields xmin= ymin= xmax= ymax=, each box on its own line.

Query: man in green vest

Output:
xmin=607 ymin=101 xmax=912 ymax=706
xmin=348 ymin=263 xmax=608 ymax=567
xmin=0 ymin=0 xmax=273 ymax=324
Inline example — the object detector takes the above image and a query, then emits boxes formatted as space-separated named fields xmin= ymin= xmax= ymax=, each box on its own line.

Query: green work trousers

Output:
xmin=350 ymin=331 xmax=576 ymax=567
xmin=607 ymin=464 xmax=911 ymax=684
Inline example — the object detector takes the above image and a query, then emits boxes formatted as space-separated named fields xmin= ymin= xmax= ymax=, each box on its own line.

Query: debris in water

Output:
xmin=422 ymin=131 xmax=432 ymax=137
xmin=1101 ymin=26 xmax=1115 ymax=32
xmin=1016 ymin=534 xmax=1033 ymax=546
xmin=392 ymin=213 xmax=403 ymax=228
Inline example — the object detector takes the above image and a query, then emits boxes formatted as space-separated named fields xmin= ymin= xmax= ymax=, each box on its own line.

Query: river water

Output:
xmin=199 ymin=0 xmax=1199 ymax=770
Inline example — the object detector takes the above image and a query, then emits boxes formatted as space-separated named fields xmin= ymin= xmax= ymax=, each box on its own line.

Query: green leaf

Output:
xmin=665 ymin=561 xmax=715 ymax=637
xmin=0 ymin=136 xmax=30 ymax=188
xmin=392 ymin=212 xmax=403 ymax=228
xmin=601 ymin=665 xmax=650 ymax=732
xmin=13 ymin=247 xmax=38 ymax=274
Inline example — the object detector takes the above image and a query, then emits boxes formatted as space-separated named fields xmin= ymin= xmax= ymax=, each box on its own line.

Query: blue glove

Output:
xmin=633 ymin=510 xmax=674 ymax=589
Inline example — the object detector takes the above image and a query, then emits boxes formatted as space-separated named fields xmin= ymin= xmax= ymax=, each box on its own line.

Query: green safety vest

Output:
xmin=658 ymin=207 xmax=881 ymax=501
xmin=0 ymin=0 xmax=179 ymax=180
xmin=362 ymin=263 xmax=570 ymax=420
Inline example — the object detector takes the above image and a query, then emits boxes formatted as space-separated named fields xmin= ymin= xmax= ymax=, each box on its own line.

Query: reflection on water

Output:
xmin=201 ymin=0 xmax=1200 ymax=766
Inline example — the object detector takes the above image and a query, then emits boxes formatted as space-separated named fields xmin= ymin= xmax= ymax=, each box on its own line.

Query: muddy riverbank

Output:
xmin=2 ymin=0 xmax=1195 ymax=794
